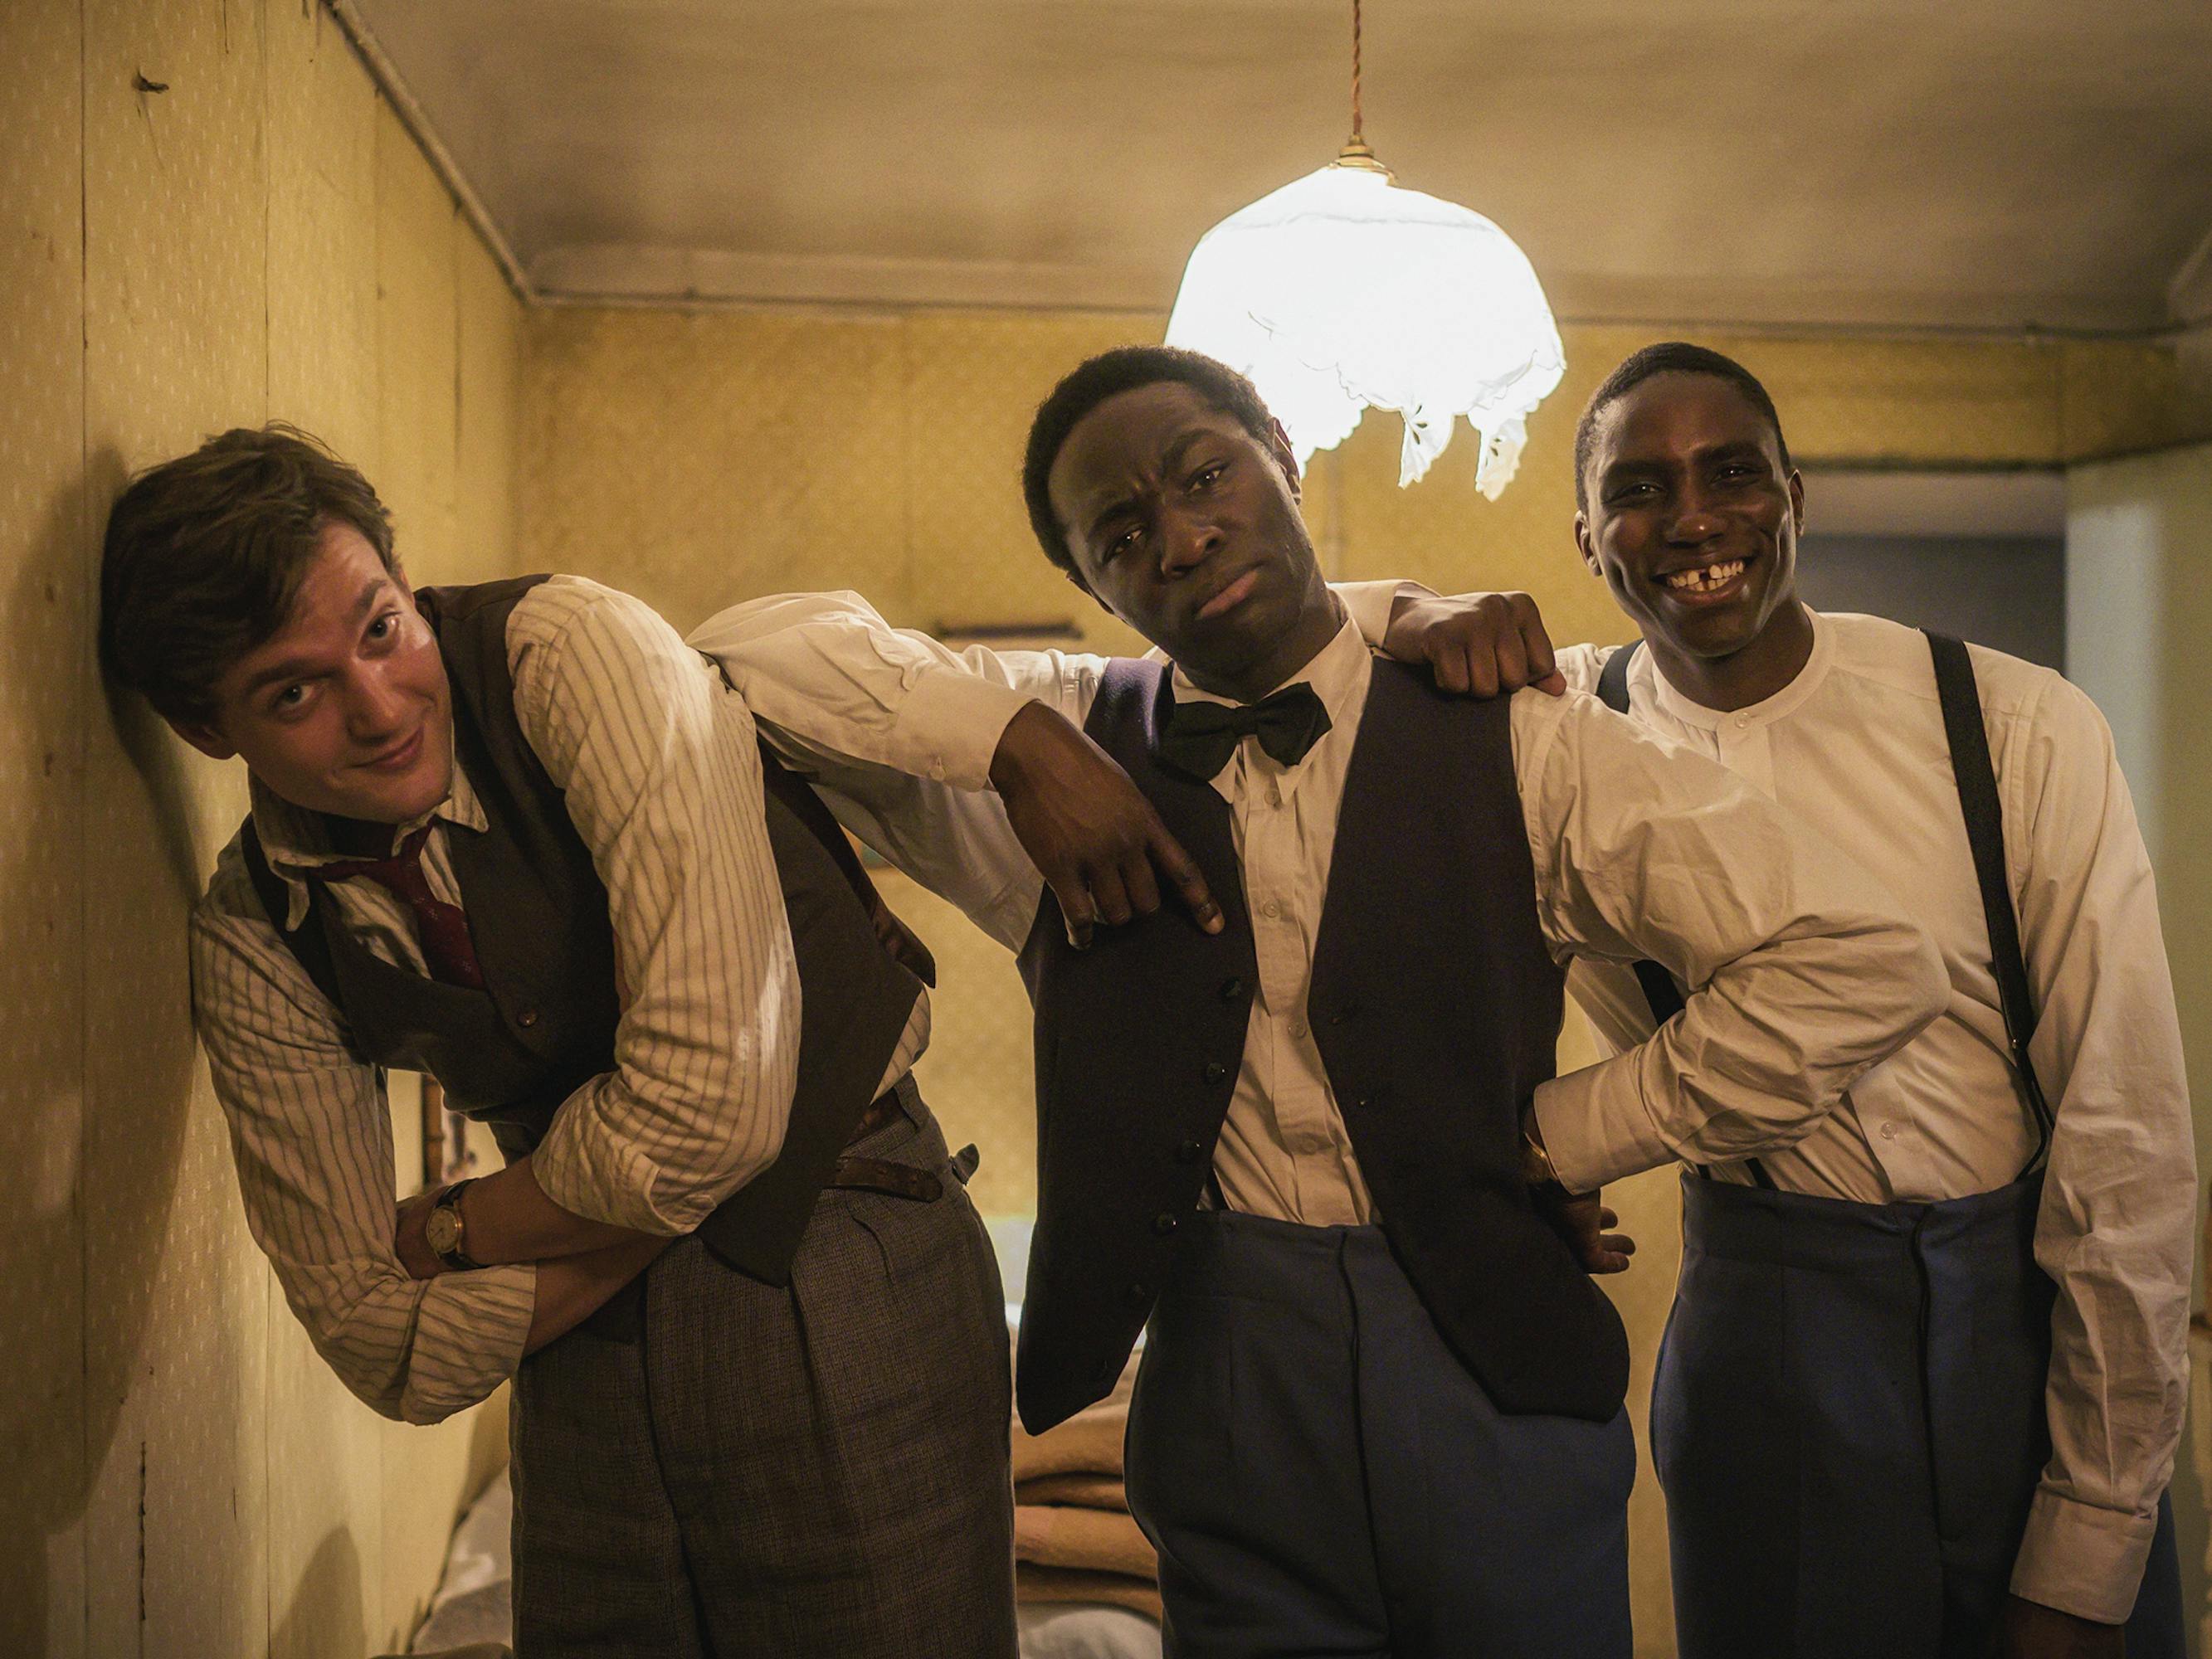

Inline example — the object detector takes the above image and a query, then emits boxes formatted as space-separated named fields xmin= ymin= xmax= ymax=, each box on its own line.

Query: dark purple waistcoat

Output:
xmin=1014 ymin=657 xmax=1630 ymax=1433
xmin=240 ymin=574 xmax=927 ymax=1286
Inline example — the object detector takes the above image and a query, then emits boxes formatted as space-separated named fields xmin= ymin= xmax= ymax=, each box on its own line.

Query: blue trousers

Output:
xmin=1123 ymin=1209 xmax=1635 ymax=1659
xmin=1653 ymin=1170 xmax=2183 ymax=1659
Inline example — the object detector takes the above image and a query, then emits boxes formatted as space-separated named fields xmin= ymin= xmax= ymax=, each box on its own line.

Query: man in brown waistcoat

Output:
xmin=96 ymin=426 xmax=1020 ymax=1657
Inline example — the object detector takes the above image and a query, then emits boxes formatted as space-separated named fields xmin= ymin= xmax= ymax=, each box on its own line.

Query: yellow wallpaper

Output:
xmin=1 ymin=2 xmax=524 ymax=1655
xmin=0 ymin=0 xmax=89 ymax=1652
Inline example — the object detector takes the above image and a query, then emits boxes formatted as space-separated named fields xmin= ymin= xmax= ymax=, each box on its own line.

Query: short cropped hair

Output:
xmin=1572 ymin=343 xmax=1792 ymax=513
xmin=1022 ymin=346 xmax=1276 ymax=585
xmin=100 ymin=425 xmax=397 ymax=726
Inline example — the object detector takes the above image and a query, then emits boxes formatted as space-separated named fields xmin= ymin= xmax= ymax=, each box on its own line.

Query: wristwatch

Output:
xmin=1520 ymin=1115 xmax=1562 ymax=1190
xmin=424 ymin=1178 xmax=485 ymax=1272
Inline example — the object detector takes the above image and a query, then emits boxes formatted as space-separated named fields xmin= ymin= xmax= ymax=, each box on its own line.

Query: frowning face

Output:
xmin=1048 ymin=380 xmax=1336 ymax=699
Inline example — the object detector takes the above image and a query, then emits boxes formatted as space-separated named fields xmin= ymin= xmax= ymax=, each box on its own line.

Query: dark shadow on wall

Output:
xmin=1 ymin=452 xmax=207 ymax=1655
xmin=268 ymin=1525 xmax=367 ymax=1659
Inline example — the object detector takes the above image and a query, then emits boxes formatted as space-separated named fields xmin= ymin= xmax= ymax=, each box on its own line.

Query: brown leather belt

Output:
xmin=830 ymin=1079 xmax=942 ymax=1202
xmin=563 ymin=1081 xmax=968 ymax=1345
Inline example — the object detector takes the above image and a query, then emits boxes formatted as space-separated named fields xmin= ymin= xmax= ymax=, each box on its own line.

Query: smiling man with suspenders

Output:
xmin=1524 ymin=342 xmax=2194 ymax=1659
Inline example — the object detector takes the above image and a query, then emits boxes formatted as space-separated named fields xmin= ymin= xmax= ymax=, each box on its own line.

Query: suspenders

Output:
xmin=1925 ymin=632 xmax=2054 ymax=1172
xmin=1592 ymin=633 xmax=2052 ymax=1187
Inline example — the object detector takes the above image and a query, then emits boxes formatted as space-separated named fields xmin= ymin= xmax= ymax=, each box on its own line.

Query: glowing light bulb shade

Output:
xmin=1166 ymin=164 xmax=1565 ymax=495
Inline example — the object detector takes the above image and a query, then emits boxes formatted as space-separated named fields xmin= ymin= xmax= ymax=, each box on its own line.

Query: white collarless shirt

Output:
xmin=1557 ymin=606 xmax=2194 ymax=1623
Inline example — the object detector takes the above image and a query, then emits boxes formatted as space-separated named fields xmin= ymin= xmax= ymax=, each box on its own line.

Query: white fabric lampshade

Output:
xmin=1166 ymin=163 xmax=1565 ymax=496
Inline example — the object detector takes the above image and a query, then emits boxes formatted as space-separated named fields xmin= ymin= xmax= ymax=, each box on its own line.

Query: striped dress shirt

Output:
xmin=191 ymin=576 xmax=926 ymax=1423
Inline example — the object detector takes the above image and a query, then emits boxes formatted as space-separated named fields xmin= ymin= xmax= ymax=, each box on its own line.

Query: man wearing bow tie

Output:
xmin=691 ymin=346 xmax=1951 ymax=1658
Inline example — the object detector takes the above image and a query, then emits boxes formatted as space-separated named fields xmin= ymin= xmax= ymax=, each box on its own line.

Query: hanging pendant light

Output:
xmin=1164 ymin=0 xmax=1564 ymax=495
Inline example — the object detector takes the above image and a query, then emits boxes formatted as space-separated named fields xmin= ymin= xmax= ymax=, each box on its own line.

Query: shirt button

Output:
xmin=1733 ymin=714 xmax=1751 ymax=730
xmin=1879 ymin=1121 xmax=1898 ymax=1141
xmin=1262 ymin=899 xmax=1281 ymax=920
xmin=1290 ymin=1020 xmax=1308 ymax=1040
xmin=1202 ymin=1062 xmax=1228 ymax=1085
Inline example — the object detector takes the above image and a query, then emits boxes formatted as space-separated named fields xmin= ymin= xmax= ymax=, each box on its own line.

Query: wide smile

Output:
xmin=357 ymin=727 xmax=424 ymax=773
xmin=1654 ymin=554 xmax=1754 ymax=606
xmin=1194 ymin=567 xmax=1263 ymax=622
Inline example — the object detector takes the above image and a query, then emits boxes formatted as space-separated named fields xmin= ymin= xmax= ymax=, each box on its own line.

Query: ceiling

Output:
xmin=347 ymin=0 xmax=2212 ymax=333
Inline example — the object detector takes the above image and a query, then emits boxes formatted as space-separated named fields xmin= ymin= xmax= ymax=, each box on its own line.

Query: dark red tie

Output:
xmin=319 ymin=823 xmax=486 ymax=990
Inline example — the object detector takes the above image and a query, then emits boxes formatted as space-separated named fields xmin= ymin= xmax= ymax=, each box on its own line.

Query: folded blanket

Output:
xmin=1016 ymin=1472 xmax=1127 ymax=1511
xmin=1011 ymin=1363 xmax=1135 ymax=1485
xmin=1015 ymin=1502 xmax=1155 ymax=1580
xmin=1011 ymin=1353 xmax=1158 ymax=1623
xmin=1016 ymin=1565 xmax=1165 ymax=1623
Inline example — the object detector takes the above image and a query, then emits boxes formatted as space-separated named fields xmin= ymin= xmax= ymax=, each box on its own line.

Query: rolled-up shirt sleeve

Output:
xmin=509 ymin=581 xmax=802 ymax=1235
xmin=1520 ymin=690 xmax=1951 ymax=1190
xmin=192 ymin=889 xmax=534 ymax=1424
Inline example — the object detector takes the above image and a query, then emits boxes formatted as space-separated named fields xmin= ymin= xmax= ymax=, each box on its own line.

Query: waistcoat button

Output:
xmin=1174 ymin=1140 xmax=1205 ymax=1165
xmin=1153 ymin=1212 xmax=1180 ymax=1236
xmin=1220 ymin=976 xmax=1245 ymax=1001
xmin=517 ymin=1009 xmax=539 ymax=1029
xmin=1202 ymin=1061 xmax=1228 ymax=1084
xmin=1124 ymin=1282 xmax=1150 ymax=1306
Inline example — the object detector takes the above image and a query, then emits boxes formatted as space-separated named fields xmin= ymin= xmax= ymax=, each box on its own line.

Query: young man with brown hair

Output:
xmin=100 ymin=426 xmax=1016 ymax=1658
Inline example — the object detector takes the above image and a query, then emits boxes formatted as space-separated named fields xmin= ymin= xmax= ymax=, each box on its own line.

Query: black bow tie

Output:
xmin=1157 ymin=683 xmax=1333 ymax=781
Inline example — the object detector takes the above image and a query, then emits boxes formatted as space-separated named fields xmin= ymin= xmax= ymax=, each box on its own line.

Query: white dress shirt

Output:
xmin=689 ymin=587 xmax=1946 ymax=1243
xmin=192 ymin=577 xmax=919 ymax=1423
xmin=1555 ymin=608 xmax=2194 ymax=1624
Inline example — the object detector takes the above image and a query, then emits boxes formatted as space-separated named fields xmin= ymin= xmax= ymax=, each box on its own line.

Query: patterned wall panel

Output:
xmin=81 ymin=2 xmax=273 ymax=1655
xmin=0 ymin=5 xmax=531 ymax=1654
xmin=261 ymin=5 xmax=390 ymax=1655
xmin=451 ymin=227 xmax=523 ymax=586
xmin=899 ymin=309 xmax=1152 ymax=653
xmin=266 ymin=0 xmax=379 ymax=471
xmin=0 ymin=2 xmax=88 ymax=1655
xmin=378 ymin=98 xmax=460 ymax=581
xmin=520 ymin=307 xmax=914 ymax=632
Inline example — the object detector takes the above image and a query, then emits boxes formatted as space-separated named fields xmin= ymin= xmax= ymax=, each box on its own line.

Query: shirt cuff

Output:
xmin=1531 ymin=1054 xmax=1675 ymax=1192
xmin=898 ymin=670 xmax=1044 ymax=792
xmin=1333 ymin=580 xmax=1434 ymax=649
xmin=2010 ymin=1488 xmax=2160 ymax=1626
xmin=532 ymin=1102 xmax=693 ymax=1234
xmin=397 ymin=1262 xmax=536 ymax=1424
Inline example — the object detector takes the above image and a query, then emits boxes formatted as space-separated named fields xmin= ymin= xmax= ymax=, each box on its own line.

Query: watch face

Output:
xmin=425 ymin=1205 xmax=460 ymax=1255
